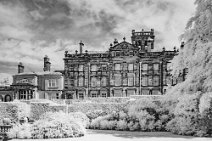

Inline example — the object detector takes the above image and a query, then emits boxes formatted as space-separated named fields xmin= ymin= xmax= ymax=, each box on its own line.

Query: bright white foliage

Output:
xmin=170 ymin=0 xmax=212 ymax=94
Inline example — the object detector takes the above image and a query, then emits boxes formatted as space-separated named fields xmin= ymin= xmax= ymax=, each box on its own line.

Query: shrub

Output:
xmin=166 ymin=94 xmax=202 ymax=136
xmin=116 ymin=120 xmax=128 ymax=131
xmin=90 ymin=116 xmax=104 ymax=129
xmin=69 ymin=112 xmax=90 ymax=128
xmin=68 ymin=102 xmax=127 ymax=115
xmin=86 ymin=110 xmax=107 ymax=120
xmin=30 ymin=102 xmax=50 ymax=120
xmin=127 ymin=121 xmax=139 ymax=131
xmin=8 ymin=111 xmax=86 ymax=139
xmin=0 ymin=102 xmax=31 ymax=124
xmin=7 ymin=123 xmax=32 ymax=139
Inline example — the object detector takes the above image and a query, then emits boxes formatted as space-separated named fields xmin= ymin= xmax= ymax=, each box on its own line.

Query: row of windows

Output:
xmin=142 ymin=63 xmax=159 ymax=71
xmin=111 ymin=51 xmax=135 ymax=57
xmin=67 ymin=75 xmax=163 ymax=87
xmin=68 ymin=63 xmax=164 ymax=72
xmin=114 ymin=63 xmax=134 ymax=71
xmin=141 ymin=76 xmax=160 ymax=86
xmin=112 ymin=74 xmax=135 ymax=86
xmin=111 ymin=75 xmax=160 ymax=87
xmin=69 ymin=64 xmax=108 ymax=72
xmin=68 ymin=77 xmax=107 ymax=87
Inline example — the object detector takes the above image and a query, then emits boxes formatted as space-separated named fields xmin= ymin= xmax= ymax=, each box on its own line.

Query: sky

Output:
xmin=0 ymin=0 xmax=195 ymax=83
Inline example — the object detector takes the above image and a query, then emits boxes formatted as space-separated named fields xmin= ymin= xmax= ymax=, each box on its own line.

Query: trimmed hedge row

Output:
xmin=68 ymin=102 xmax=128 ymax=114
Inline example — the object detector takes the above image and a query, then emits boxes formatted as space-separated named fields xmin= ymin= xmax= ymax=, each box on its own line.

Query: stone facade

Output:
xmin=11 ymin=56 xmax=64 ymax=100
xmin=0 ymin=86 xmax=14 ymax=102
xmin=62 ymin=29 xmax=178 ymax=99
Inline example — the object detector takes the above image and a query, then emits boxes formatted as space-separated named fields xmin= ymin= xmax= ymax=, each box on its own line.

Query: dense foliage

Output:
xmin=163 ymin=0 xmax=212 ymax=137
xmin=88 ymin=98 xmax=172 ymax=132
xmin=7 ymin=111 xmax=87 ymax=139
xmin=0 ymin=101 xmax=30 ymax=124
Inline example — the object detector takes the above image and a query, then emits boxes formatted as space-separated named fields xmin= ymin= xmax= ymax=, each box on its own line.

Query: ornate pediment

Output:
xmin=110 ymin=41 xmax=139 ymax=51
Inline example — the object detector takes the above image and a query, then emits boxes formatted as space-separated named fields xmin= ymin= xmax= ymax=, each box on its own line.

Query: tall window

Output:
xmin=153 ymin=76 xmax=159 ymax=86
xmin=123 ymin=63 xmax=128 ymax=71
xmin=115 ymin=63 xmax=121 ymax=71
xmin=115 ymin=74 xmax=122 ymax=86
xmin=20 ymin=90 xmax=26 ymax=100
xmin=74 ymin=79 xmax=78 ymax=86
xmin=128 ymin=74 xmax=134 ymax=86
xmin=79 ymin=65 xmax=84 ymax=71
xmin=153 ymin=64 xmax=159 ymax=73
xmin=91 ymin=77 xmax=97 ymax=87
xmin=128 ymin=63 xmax=134 ymax=71
xmin=142 ymin=76 xmax=148 ymax=86
xmin=148 ymin=64 xmax=153 ymax=74
xmin=78 ymin=77 xmax=84 ymax=86
xmin=74 ymin=65 xmax=78 ymax=71
xmin=148 ymin=76 xmax=153 ymax=86
xmin=91 ymin=64 xmax=97 ymax=71
xmin=102 ymin=65 xmax=107 ymax=71
xmin=49 ymin=79 xmax=57 ymax=87
xmin=101 ymin=77 xmax=107 ymax=86
xmin=142 ymin=64 xmax=148 ymax=71
xmin=163 ymin=75 xmax=167 ymax=85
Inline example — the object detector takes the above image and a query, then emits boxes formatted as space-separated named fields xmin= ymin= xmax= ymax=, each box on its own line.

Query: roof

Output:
xmin=14 ymin=71 xmax=62 ymax=76
xmin=109 ymin=41 xmax=139 ymax=51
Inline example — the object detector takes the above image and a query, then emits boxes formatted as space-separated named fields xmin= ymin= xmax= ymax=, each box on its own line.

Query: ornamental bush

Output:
xmin=0 ymin=102 xmax=31 ymax=124
xmin=166 ymin=94 xmax=202 ymax=136
xmin=30 ymin=102 xmax=50 ymax=120
xmin=8 ymin=111 xmax=86 ymax=139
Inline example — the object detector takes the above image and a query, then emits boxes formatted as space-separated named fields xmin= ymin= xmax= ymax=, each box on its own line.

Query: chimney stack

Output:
xmin=18 ymin=62 xmax=24 ymax=73
xmin=180 ymin=42 xmax=185 ymax=49
xmin=113 ymin=39 xmax=118 ymax=45
xmin=43 ymin=55 xmax=51 ymax=72
xmin=79 ymin=41 xmax=84 ymax=54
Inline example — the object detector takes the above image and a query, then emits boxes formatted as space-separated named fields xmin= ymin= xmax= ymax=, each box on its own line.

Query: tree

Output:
xmin=170 ymin=0 xmax=212 ymax=94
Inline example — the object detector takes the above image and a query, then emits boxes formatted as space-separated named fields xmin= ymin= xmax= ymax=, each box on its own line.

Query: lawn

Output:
xmin=12 ymin=129 xmax=212 ymax=141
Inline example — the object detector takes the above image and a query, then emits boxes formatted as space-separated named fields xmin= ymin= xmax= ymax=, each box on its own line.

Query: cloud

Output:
xmin=0 ymin=0 xmax=195 ymax=77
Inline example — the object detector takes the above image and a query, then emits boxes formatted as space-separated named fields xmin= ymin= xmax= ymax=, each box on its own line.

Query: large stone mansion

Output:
xmin=0 ymin=29 xmax=187 ymax=101
xmin=61 ymin=29 xmax=185 ymax=99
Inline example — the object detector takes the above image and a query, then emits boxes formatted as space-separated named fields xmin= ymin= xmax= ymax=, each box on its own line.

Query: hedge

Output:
xmin=0 ymin=101 xmax=30 ymax=124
